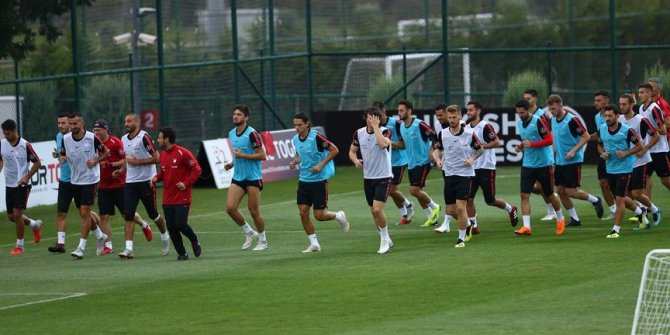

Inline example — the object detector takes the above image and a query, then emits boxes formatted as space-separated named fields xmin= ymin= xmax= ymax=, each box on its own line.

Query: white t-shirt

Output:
xmin=122 ymin=130 xmax=157 ymax=183
xmin=62 ymin=131 xmax=104 ymax=185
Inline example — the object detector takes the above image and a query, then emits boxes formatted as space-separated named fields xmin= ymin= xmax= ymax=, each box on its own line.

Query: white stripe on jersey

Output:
xmin=63 ymin=131 xmax=100 ymax=185
xmin=122 ymin=130 xmax=157 ymax=182
xmin=639 ymin=102 xmax=669 ymax=153
xmin=356 ymin=127 xmax=392 ymax=179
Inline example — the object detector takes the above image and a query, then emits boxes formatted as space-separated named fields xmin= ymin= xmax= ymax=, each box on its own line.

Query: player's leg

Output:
xmin=247 ymin=181 xmax=267 ymax=251
xmin=390 ymin=165 xmax=413 ymax=225
xmin=598 ymin=159 xmax=616 ymax=219
xmin=119 ymin=183 xmax=141 ymax=258
xmin=163 ymin=205 xmax=186 ymax=259
xmin=538 ymin=166 xmax=565 ymax=235
xmin=138 ymin=181 xmax=169 ymax=255
xmin=409 ymin=164 xmax=439 ymax=227
xmin=175 ymin=205 xmax=199 ymax=258
xmin=515 ymin=167 xmax=535 ymax=235
xmin=606 ymin=173 xmax=630 ymax=238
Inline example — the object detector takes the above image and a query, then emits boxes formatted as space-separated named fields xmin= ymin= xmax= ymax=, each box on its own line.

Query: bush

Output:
xmin=81 ymin=75 xmax=131 ymax=135
xmin=643 ymin=61 xmax=670 ymax=94
xmin=21 ymin=81 xmax=60 ymax=142
xmin=502 ymin=71 xmax=548 ymax=107
xmin=368 ymin=74 xmax=405 ymax=110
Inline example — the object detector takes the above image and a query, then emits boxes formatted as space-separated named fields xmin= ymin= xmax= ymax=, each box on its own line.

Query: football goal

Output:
xmin=632 ymin=249 xmax=670 ymax=335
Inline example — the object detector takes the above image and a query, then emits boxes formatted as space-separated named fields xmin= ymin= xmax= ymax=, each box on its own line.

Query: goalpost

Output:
xmin=632 ymin=249 xmax=670 ymax=335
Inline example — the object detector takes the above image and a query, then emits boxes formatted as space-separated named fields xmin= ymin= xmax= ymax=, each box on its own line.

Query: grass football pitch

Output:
xmin=0 ymin=165 xmax=668 ymax=334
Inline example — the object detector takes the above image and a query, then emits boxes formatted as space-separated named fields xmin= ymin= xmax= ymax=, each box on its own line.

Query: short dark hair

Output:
xmin=515 ymin=99 xmax=530 ymax=110
xmin=638 ymin=83 xmax=654 ymax=91
xmin=160 ymin=127 xmax=177 ymax=144
xmin=1 ymin=119 xmax=17 ymax=131
xmin=371 ymin=101 xmax=384 ymax=110
xmin=365 ymin=107 xmax=383 ymax=119
xmin=594 ymin=90 xmax=610 ymax=98
xmin=524 ymin=89 xmax=538 ymax=97
xmin=233 ymin=104 xmax=250 ymax=116
xmin=434 ymin=103 xmax=447 ymax=111
xmin=466 ymin=100 xmax=483 ymax=110
xmin=293 ymin=112 xmax=310 ymax=123
xmin=604 ymin=104 xmax=621 ymax=115
xmin=58 ymin=112 xmax=72 ymax=118
xmin=70 ymin=112 xmax=82 ymax=119
xmin=398 ymin=100 xmax=413 ymax=110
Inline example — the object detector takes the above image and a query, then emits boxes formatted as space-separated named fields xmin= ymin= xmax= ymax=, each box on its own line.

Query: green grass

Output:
xmin=0 ymin=166 xmax=668 ymax=334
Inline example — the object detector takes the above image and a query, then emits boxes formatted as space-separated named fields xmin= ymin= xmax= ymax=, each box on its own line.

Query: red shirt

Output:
xmin=155 ymin=145 xmax=202 ymax=205
xmin=655 ymin=96 xmax=670 ymax=141
xmin=99 ymin=135 xmax=126 ymax=189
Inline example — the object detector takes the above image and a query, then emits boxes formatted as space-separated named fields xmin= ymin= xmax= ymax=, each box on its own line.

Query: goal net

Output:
xmin=337 ymin=52 xmax=470 ymax=111
xmin=632 ymin=249 xmax=670 ymax=335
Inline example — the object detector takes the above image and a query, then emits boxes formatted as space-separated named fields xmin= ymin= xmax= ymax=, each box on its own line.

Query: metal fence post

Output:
xmin=231 ymin=0 xmax=241 ymax=103
xmin=546 ymin=41 xmax=553 ymax=94
xmin=306 ymin=0 xmax=314 ymax=115
xmin=268 ymin=0 xmax=277 ymax=127
xmin=71 ymin=0 xmax=81 ymax=113
xmin=441 ymin=0 xmax=449 ymax=103
xmin=609 ymin=0 xmax=617 ymax=95
xmin=402 ymin=46 xmax=408 ymax=100
xmin=156 ymin=0 xmax=166 ymax=126
xmin=14 ymin=59 xmax=21 ymax=136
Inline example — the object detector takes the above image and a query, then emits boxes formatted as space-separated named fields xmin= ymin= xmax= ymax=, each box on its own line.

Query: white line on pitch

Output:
xmin=0 ymin=292 xmax=86 ymax=311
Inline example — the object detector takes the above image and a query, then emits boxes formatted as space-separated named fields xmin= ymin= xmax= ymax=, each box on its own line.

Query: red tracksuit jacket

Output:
xmin=155 ymin=145 xmax=202 ymax=205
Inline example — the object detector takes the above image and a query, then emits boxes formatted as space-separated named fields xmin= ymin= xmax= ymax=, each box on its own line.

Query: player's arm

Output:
xmin=151 ymin=155 xmax=164 ymax=187
xmin=349 ymin=132 xmax=363 ymax=169
xmin=369 ymin=115 xmax=391 ymax=149
xmin=87 ymin=136 xmax=110 ymax=168
xmin=234 ymin=131 xmax=267 ymax=161
xmin=523 ymin=119 xmax=553 ymax=148
xmin=616 ymin=129 xmax=643 ymax=158
xmin=652 ymin=107 xmax=667 ymax=135
xmin=289 ymin=151 xmax=301 ymax=169
xmin=480 ymin=124 xmax=500 ymax=149
xmin=179 ymin=151 xmax=202 ymax=190
xmin=391 ymin=121 xmax=405 ymax=149
xmin=639 ymin=119 xmax=660 ymax=156
xmin=465 ymin=133 xmax=484 ymax=166
xmin=312 ymin=134 xmax=338 ymax=173
xmin=567 ymin=118 xmax=589 ymax=159
xmin=431 ymin=132 xmax=443 ymax=169
xmin=19 ymin=143 xmax=41 ymax=185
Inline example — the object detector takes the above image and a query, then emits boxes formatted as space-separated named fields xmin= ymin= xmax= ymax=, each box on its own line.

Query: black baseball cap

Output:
xmin=93 ymin=119 xmax=109 ymax=129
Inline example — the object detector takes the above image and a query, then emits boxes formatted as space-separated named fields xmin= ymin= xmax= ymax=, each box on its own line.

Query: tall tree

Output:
xmin=0 ymin=0 xmax=94 ymax=60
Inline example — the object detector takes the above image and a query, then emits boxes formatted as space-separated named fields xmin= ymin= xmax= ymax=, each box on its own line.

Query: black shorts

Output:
xmin=607 ymin=173 xmax=631 ymax=198
xmin=71 ymin=183 xmax=98 ymax=208
xmin=630 ymin=165 xmax=648 ymax=191
xmin=98 ymin=187 xmax=125 ymax=216
xmin=646 ymin=152 xmax=670 ymax=177
xmin=554 ymin=163 xmax=582 ymax=188
xmin=520 ymin=166 xmax=554 ymax=196
xmin=470 ymin=169 xmax=496 ymax=204
xmin=408 ymin=163 xmax=431 ymax=187
xmin=231 ymin=179 xmax=264 ymax=191
xmin=363 ymin=178 xmax=391 ymax=207
xmin=443 ymin=175 xmax=473 ymax=205
xmin=57 ymin=180 xmax=75 ymax=213
xmin=297 ymin=180 xmax=329 ymax=210
xmin=597 ymin=158 xmax=608 ymax=180
xmin=124 ymin=181 xmax=159 ymax=221
xmin=6 ymin=185 xmax=30 ymax=213
xmin=391 ymin=165 xmax=407 ymax=185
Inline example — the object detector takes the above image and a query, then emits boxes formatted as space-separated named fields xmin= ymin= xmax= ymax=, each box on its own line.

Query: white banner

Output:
xmin=201 ymin=138 xmax=234 ymax=189
xmin=0 ymin=140 xmax=62 ymax=212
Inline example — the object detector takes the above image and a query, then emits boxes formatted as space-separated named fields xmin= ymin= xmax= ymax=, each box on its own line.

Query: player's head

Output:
xmin=124 ymin=113 xmax=140 ymax=134
xmin=466 ymin=100 xmax=483 ymax=123
xmin=57 ymin=112 xmax=71 ymax=134
xmin=445 ymin=105 xmax=462 ymax=129
xmin=545 ymin=94 xmax=564 ymax=118
xmin=638 ymin=83 xmax=654 ymax=104
xmin=232 ymin=104 xmax=250 ymax=126
xmin=92 ymin=119 xmax=110 ymax=139
xmin=365 ymin=106 xmax=383 ymax=128
xmin=594 ymin=91 xmax=610 ymax=111
xmin=648 ymin=77 xmax=663 ymax=96
xmin=158 ymin=127 xmax=176 ymax=148
xmin=515 ymin=99 xmax=531 ymax=121
xmin=434 ymin=103 xmax=447 ymax=127
xmin=293 ymin=112 xmax=311 ymax=135
xmin=618 ymin=93 xmax=636 ymax=114
xmin=372 ymin=101 xmax=388 ymax=124
xmin=397 ymin=100 xmax=413 ymax=121
xmin=69 ymin=112 xmax=84 ymax=135
xmin=603 ymin=104 xmax=621 ymax=127
xmin=523 ymin=89 xmax=539 ymax=107
xmin=1 ymin=119 xmax=18 ymax=141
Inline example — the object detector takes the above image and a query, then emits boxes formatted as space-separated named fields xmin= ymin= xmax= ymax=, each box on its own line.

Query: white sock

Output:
xmin=469 ymin=217 xmax=477 ymax=228
xmin=125 ymin=240 xmax=134 ymax=251
xmin=259 ymin=231 xmax=266 ymax=242
xmin=16 ymin=239 xmax=24 ymax=248
xmin=105 ymin=241 xmax=113 ymax=249
xmin=141 ymin=221 xmax=149 ymax=228
xmin=444 ymin=214 xmax=452 ymax=225
xmin=634 ymin=207 xmax=642 ymax=216
xmin=555 ymin=209 xmax=564 ymax=221
xmin=523 ymin=215 xmax=531 ymax=229
xmin=57 ymin=232 xmax=66 ymax=244
xmin=335 ymin=211 xmax=344 ymax=221
xmin=546 ymin=203 xmax=555 ymax=215
xmin=78 ymin=238 xmax=87 ymax=250
xmin=308 ymin=234 xmax=319 ymax=247
xmin=428 ymin=201 xmax=438 ymax=210
xmin=399 ymin=207 xmax=407 ymax=216
xmin=403 ymin=199 xmax=411 ymax=207
xmin=609 ymin=204 xmax=617 ymax=213
xmin=612 ymin=225 xmax=620 ymax=233
xmin=423 ymin=207 xmax=432 ymax=217
xmin=567 ymin=208 xmax=579 ymax=221
xmin=161 ymin=232 xmax=170 ymax=240
xmin=241 ymin=223 xmax=253 ymax=234
xmin=379 ymin=226 xmax=390 ymax=240
xmin=93 ymin=227 xmax=104 ymax=240
xmin=587 ymin=195 xmax=599 ymax=203
xmin=504 ymin=203 xmax=513 ymax=212
xmin=29 ymin=219 xmax=39 ymax=229
xmin=649 ymin=204 xmax=659 ymax=214
xmin=458 ymin=229 xmax=466 ymax=241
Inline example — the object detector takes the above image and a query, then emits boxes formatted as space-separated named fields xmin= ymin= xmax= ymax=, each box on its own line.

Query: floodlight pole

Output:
xmin=441 ymin=0 xmax=449 ymax=103
xmin=131 ymin=0 xmax=142 ymax=114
